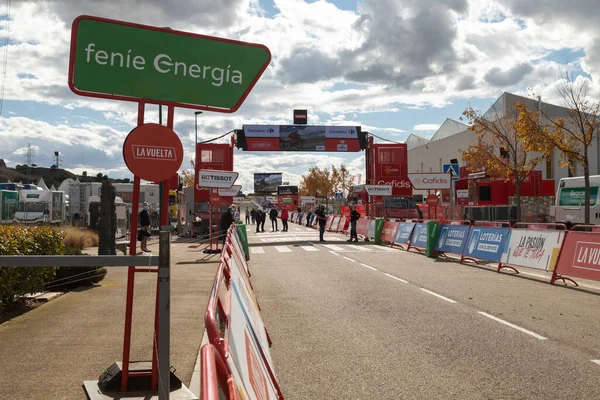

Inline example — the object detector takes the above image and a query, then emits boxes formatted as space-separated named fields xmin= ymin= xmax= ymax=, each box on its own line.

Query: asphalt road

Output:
xmin=247 ymin=222 xmax=600 ymax=400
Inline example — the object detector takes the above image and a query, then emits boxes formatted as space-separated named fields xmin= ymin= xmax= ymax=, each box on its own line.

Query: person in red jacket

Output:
xmin=281 ymin=206 xmax=289 ymax=231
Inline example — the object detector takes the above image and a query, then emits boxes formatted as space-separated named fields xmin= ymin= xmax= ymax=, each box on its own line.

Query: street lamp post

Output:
xmin=194 ymin=111 xmax=203 ymax=161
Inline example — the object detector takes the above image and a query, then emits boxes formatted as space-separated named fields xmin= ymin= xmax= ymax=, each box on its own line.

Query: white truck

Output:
xmin=551 ymin=175 xmax=600 ymax=226
xmin=14 ymin=189 xmax=66 ymax=224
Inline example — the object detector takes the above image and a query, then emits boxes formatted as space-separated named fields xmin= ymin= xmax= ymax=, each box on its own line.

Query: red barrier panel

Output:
xmin=356 ymin=218 xmax=371 ymax=239
xmin=325 ymin=215 xmax=334 ymax=231
xmin=204 ymin=228 xmax=285 ymax=399
xmin=337 ymin=216 xmax=347 ymax=233
xmin=201 ymin=343 xmax=246 ymax=400
xmin=329 ymin=215 xmax=341 ymax=232
xmin=551 ymin=226 xmax=600 ymax=286
xmin=380 ymin=221 xmax=400 ymax=245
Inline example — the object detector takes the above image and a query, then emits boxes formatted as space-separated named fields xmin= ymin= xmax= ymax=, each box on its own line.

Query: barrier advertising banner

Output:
xmin=554 ymin=231 xmax=600 ymax=282
xmin=356 ymin=218 xmax=371 ymax=238
xmin=435 ymin=224 xmax=470 ymax=255
xmin=380 ymin=221 xmax=400 ymax=243
xmin=501 ymin=229 xmax=565 ymax=271
xmin=395 ymin=222 xmax=416 ymax=244
xmin=330 ymin=216 xmax=341 ymax=231
xmin=367 ymin=220 xmax=376 ymax=238
xmin=463 ymin=227 xmax=510 ymax=262
xmin=410 ymin=223 xmax=429 ymax=248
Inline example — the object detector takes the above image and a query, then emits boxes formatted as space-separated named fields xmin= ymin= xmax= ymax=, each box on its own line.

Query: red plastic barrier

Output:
xmin=325 ymin=215 xmax=334 ymax=231
xmin=552 ymin=226 xmax=600 ymax=286
xmin=356 ymin=218 xmax=371 ymax=238
xmin=328 ymin=216 xmax=341 ymax=231
xmin=201 ymin=343 xmax=244 ymax=400
xmin=380 ymin=221 xmax=400 ymax=245
xmin=336 ymin=216 xmax=347 ymax=233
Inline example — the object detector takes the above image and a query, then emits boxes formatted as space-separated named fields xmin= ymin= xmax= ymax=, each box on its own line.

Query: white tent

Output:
xmin=37 ymin=177 xmax=49 ymax=191
xmin=50 ymin=185 xmax=57 ymax=191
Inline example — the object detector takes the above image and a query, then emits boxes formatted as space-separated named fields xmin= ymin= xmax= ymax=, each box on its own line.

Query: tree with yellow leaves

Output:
xmin=299 ymin=166 xmax=335 ymax=200
xmin=520 ymin=71 xmax=600 ymax=224
xmin=180 ymin=159 xmax=195 ymax=187
xmin=461 ymin=102 xmax=545 ymax=222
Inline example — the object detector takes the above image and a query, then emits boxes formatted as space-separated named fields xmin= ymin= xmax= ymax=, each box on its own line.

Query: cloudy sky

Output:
xmin=0 ymin=0 xmax=597 ymax=192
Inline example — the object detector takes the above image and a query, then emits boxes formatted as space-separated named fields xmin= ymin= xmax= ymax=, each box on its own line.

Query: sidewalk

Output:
xmin=0 ymin=235 xmax=219 ymax=400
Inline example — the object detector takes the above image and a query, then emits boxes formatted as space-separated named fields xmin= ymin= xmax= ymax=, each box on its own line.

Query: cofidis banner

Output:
xmin=464 ymin=227 xmax=510 ymax=262
xmin=435 ymin=224 xmax=470 ymax=255
xmin=501 ymin=229 xmax=566 ymax=271
xmin=410 ymin=223 xmax=429 ymax=248
xmin=394 ymin=222 xmax=416 ymax=244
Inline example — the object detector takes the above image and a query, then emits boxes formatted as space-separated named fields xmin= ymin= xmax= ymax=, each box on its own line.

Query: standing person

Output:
xmin=139 ymin=201 xmax=151 ymax=252
xmin=348 ymin=205 xmax=361 ymax=242
xmin=255 ymin=209 xmax=265 ymax=233
xmin=251 ymin=207 xmax=256 ymax=224
xmin=315 ymin=204 xmax=327 ymax=242
xmin=220 ymin=206 xmax=234 ymax=245
xmin=281 ymin=206 xmax=289 ymax=231
xmin=305 ymin=210 xmax=312 ymax=227
xmin=269 ymin=207 xmax=279 ymax=231
xmin=245 ymin=206 xmax=250 ymax=224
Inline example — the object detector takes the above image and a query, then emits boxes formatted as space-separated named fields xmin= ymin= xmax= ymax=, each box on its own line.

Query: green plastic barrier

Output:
xmin=426 ymin=221 xmax=440 ymax=258
xmin=236 ymin=222 xmax=250 ymax=261
xmin=374 ymin=218 xmax=385 ymax=245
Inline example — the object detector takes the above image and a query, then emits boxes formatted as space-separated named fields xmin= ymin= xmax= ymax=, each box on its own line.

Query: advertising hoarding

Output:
xmin=254 ymin=173 xmax=282 ymax=192
xmin=241 ymin=125 xmax=362 ymax=152
xmin=277 ymin=185 xmax=298 ymax=195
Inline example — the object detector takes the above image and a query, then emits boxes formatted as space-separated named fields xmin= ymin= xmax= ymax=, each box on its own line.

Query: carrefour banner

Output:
xmin=501 ymin=229 xmax=566 ymax=271
xmin=410 ymin=223 xmax=429 ymax=248
xmin=394 ymin=222 xmax=416 ymax=244
xmin=435 ymin=225 xmax=470 ymax=255
xmin=464 ymin=227 xmax=510 ymax=262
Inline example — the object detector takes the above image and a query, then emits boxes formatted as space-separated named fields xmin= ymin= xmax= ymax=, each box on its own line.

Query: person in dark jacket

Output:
xmin=256 ymin=209 xmax=266 ymax=233
xmin=139 ymin=201 xmax=151 ymax=252
xmin=348 ymin=205 xmax=360 ymax=242
xmin=315 ymin=204 xmax=327 ymax=242
xmin=305 ymin=210 xmax=313 ymax=227
xmin=269 ymin=207 xmax=279 ymax=231
xmin=250 ymin=207 xmax=256 ymax=224
xmin=220 ymin=206 xmax=234 ymax=245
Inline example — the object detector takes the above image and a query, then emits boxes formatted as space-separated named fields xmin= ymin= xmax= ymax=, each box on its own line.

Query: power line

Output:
xmin=0 ymin=0 xmax=11 ymax=117
xmin=198 ymin=129 xmax=234 ymax=144
xmin=369 ymin=132 xmax=403 ymax=144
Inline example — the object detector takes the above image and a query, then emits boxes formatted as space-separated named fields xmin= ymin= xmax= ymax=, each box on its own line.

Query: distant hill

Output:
xmin=0 ymin=165 xmax=131 ymax=188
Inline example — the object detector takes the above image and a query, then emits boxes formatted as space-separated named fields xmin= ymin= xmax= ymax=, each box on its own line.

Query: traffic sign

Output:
xmin=197 ymin=170 xmax=238 ymax=189
xmin=218 ymin=185 xmax=242 ymax=197
xmin=334 ymin=192 xmax=344 ymax=199
xmin=122 ymin=123 xmax=184 ymax=182
xmin=209 ymin=193 xmax=221 ymax=205
xmin=69 ymin=15 xmax=271 ymax=113
xmin=443 ymin=163 xmax=460 ymax=181
xmin=407 ymin=173 xmax=451 ymax=190
xmin=426 ymin=194 xmax=439 ymax=207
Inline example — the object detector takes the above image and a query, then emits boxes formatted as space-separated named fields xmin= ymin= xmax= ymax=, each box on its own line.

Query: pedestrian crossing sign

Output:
xmin=443 ymin=163 xmax=460 ymax=181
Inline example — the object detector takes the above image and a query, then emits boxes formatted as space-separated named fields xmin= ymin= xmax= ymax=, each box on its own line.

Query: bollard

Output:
xmin=158 ymin=226 xmax=171 ymax=400
xmin=426 ymin=221 xmax=440 ymax=258
xmin=236 ymin=222 xmax=250 ymax=261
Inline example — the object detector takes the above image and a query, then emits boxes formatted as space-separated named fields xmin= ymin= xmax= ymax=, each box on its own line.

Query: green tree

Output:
xmin=299 ymin=166 xmax=335 ymax=199
xmin=331 ymin=164 xmax=353 ymax=197
xmin=520 ymin=71 xmax=600 ymax=224
xmin=461 ymin=102 xmax=544 ymax=222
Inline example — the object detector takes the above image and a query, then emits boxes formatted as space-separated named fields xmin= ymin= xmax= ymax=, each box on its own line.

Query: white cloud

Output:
xmin=414 ymin=124 xmax=441 ymax=131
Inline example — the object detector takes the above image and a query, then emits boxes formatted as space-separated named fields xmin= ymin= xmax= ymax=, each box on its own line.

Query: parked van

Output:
xmin=551 ymin=176 xmax=600 ymax=225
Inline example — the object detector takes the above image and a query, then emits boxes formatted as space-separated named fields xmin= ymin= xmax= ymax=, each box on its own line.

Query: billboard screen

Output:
xmin=239 ymin=125 xmax=364 ymax=152
xmin=277 ymin=185 xmax=299 ymax=196
xmin=254 ymin=173 xmax=282 ymax=192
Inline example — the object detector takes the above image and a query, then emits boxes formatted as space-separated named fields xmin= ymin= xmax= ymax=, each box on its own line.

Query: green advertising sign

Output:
xmin=69 ymin=16 xmax=271 ymax=113
xmin=559 ymin=187 xmax=598 ymax=206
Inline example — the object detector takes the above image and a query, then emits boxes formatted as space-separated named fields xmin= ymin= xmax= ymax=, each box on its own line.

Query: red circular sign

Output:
xmin=209 ymin=193 xmax=221 ymax=205
xmin=123 ymin=123 xmax=184 ymax=182
xmin=426 ymin=194 xmax=439 ymax=206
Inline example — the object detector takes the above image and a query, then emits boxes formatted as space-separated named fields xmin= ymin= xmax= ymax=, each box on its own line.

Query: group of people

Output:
xmin=246 ymin=205 xmax=290 ymax=233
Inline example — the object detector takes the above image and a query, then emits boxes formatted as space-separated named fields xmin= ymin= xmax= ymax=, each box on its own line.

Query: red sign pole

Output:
xmin=121 ymin=102 xmax=145 ymax=392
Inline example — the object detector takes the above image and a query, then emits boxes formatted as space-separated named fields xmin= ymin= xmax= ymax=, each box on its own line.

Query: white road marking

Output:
xmin=275 ymin=246 xmax=292 ymax=253
xmin=360 ymin=263 xmax=378 ymax=271
xmin=420 ymin=288 xmax=457 ymax=304
xmin=330 ymin=251 xmax=340 ymax=256
xmin=384 ymin=273 xmax=407 ymax=283
xmin=343 ymin=256 xmax=356 ymax=262
xmin=300 ymin=246 xmax=319 ymax=252
xmin=478 ymin=311 xmax=547 ymax=340
xmin=323 ymin=244 xmax=345 ymax=251
xmin=367 ymin=245 xmax=395 ymax=251
xmin=250 ymin=247 xmax=265 ymax=254
xmin=591 ymin=360 xmax=600 ymax=366
xmin=347 ymin=245 xmax=370 ymax=251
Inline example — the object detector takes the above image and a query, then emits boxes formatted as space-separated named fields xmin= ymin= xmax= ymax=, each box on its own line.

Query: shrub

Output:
xmin=0 ymin=226 xmax=64 ymax=311
xmin=62 ymin=227 xmax=99 ymax=250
